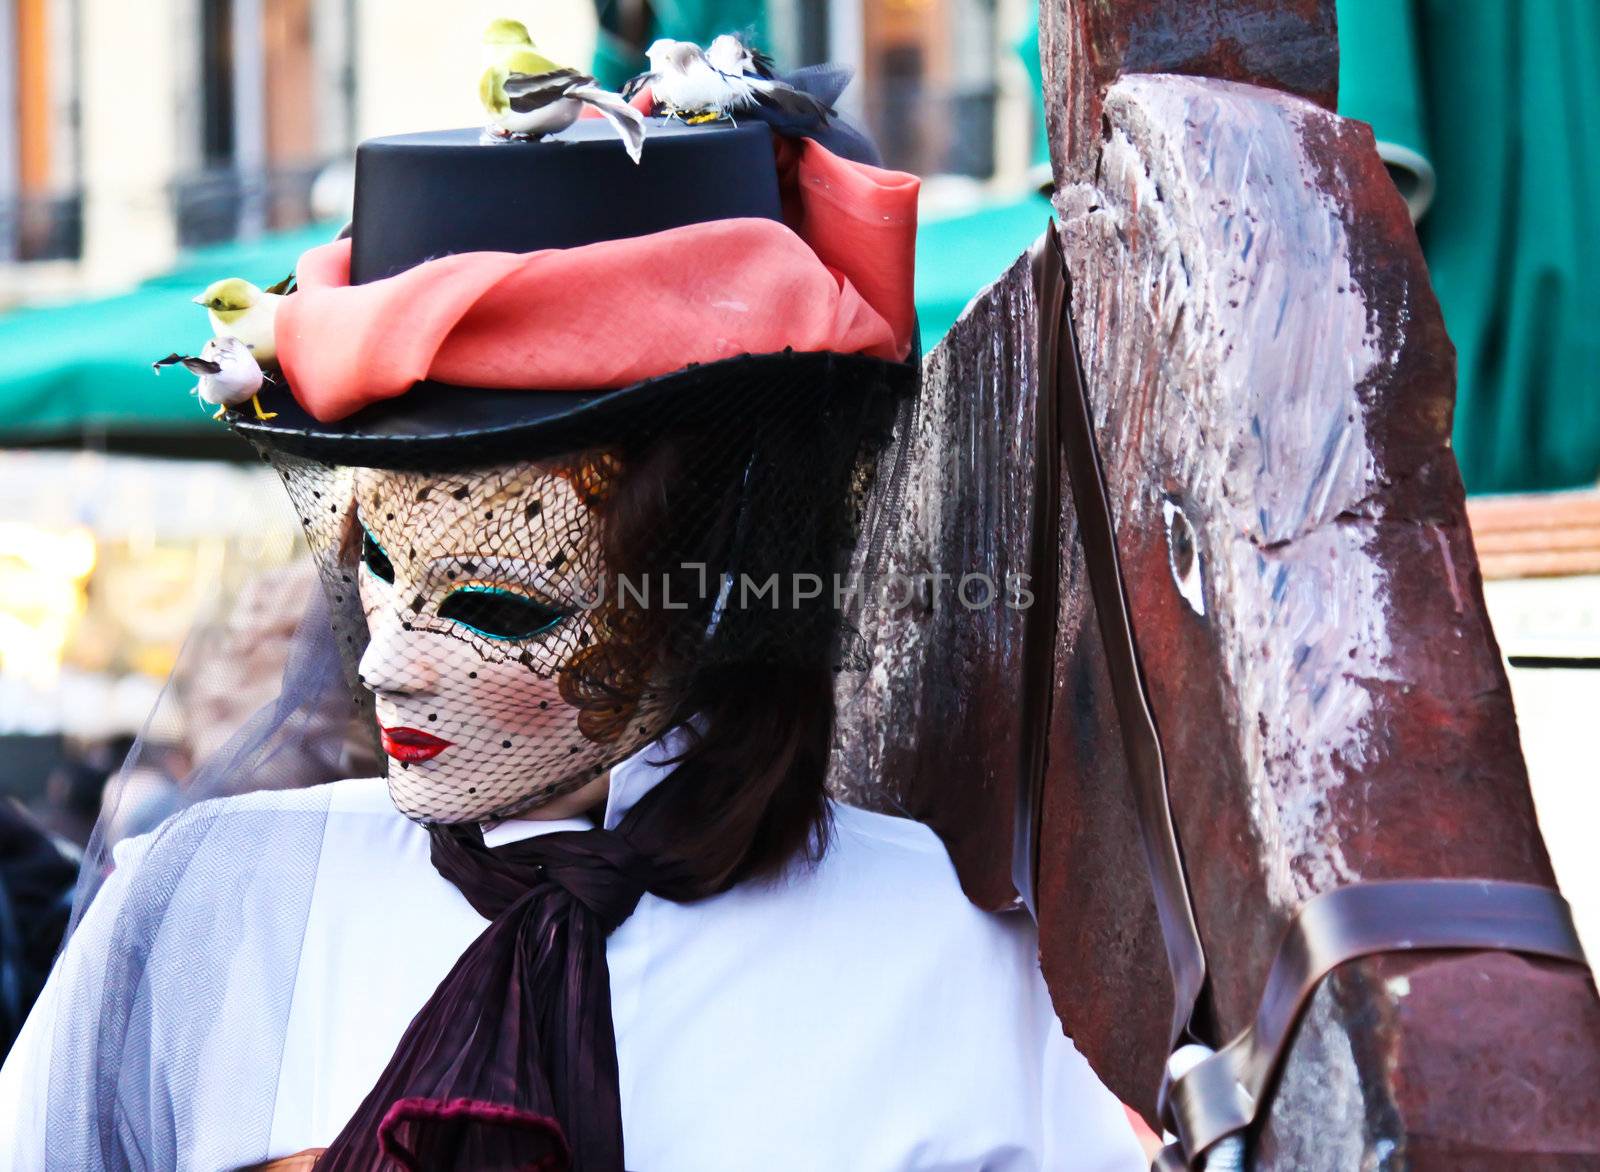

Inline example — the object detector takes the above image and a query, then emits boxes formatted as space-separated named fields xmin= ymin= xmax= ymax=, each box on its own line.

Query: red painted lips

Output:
xmin=380 ymin=726 xmax=453 ymax=763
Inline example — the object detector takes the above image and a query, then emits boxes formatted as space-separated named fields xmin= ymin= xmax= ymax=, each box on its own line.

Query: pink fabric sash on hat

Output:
xmin=276 ymin=139 xmax=919 ymax=424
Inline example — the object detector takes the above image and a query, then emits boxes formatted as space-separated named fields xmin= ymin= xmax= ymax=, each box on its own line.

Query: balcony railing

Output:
xmin=0 ymin=193 xmax=86 ymax=263
xmin=171 ymin=160 xmax=332 ymax=248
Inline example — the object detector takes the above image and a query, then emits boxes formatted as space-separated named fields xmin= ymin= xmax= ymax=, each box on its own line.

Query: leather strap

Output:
xmin=1032 ymin=223 xmax=1210 ymax=1050
xmin=1165 ymin=879 xmax=1588 ymax=1161
xmin=1014 ymin=236 xmax=1067 ymax=917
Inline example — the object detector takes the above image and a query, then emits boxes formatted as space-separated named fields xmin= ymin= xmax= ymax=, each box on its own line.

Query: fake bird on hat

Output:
xmin=479 ymin=18 xmax=645 ymax=162
xmin=704 ymin=32 xmax=778 ymax=80
xmin=193 ymin=274 xmax=289 ymax=366
xmin=627 ymin=39 xmax=737 ymax=123
xmin=153 ymin=336 xmax=276 ymax=421
xmin=627 ymin=35 xmax=830 ymax=128
xmin=707 ymin=33 xmax=832 ymax=122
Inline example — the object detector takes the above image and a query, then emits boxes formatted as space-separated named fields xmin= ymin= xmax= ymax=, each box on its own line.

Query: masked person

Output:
xmin=0 ymin=106 xmax=1146 ymax=1172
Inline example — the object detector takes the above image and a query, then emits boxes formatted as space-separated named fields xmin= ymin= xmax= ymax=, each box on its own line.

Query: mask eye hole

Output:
xmin=361 ymin=527 xmax=395 ymax=584
xmin=438 ymin=586 xmax=566 ymax=641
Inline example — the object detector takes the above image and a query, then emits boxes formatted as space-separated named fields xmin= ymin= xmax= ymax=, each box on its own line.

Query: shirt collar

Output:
xmin=482 ymin=722 xmax=692 ymax=846
xmin=601 ymin=721 xmax=695 ymax=830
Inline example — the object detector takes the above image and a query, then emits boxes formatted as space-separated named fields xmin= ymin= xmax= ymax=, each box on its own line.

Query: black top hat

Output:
xmin=231 ymin=117 xmax=916 ymax=470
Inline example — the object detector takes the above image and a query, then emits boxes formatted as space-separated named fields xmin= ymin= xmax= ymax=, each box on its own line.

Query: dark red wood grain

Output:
xmin=1038 ymin=0 xmax=1338 ymax=185
xmin=832 ymin=256 xmax=1045 ymax=913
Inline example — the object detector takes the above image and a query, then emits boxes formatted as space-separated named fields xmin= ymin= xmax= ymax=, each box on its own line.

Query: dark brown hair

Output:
xmin=650 ymin=661 xmax=836 ymax=899
xmin=561 ymin=418 xmax=855 ymax=899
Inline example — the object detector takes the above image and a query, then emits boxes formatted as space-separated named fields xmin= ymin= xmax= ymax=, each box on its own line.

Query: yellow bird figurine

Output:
xmin=193 ymin=276 xmax=284 ymax=367
xmin=478 ymin=18 xmax=644 ymax=161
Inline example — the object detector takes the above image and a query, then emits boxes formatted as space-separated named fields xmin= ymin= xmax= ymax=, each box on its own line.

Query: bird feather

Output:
xmin=746 ymin=45 xmax=777 ymax=78
xmin=746 ymin=75 xmax=830 ymax=120
xmin=152 ymin=353 xmax=222 ymax=376
xmin=479 ymin=65 xmax=511 ymax=116
xmin=504 ymin=68 xmax=588 ymax=112
xmin=501 ymin=46 xmax=563 ymax=77
xmin=620 ymin=69 xmax=652 ymax=101
xmin=567 ymin=83 xmax=646 ymax=163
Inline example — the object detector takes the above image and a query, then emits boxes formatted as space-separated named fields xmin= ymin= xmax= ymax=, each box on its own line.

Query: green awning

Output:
xmin=0 ymin=222 xmax=338 ymax=442
xmin=0 ymin=194 xmax=1048 ymax=439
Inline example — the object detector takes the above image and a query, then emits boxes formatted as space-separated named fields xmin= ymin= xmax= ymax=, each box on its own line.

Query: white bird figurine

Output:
xmin=153 ymin=336 xmax=276 ymax=421
xmin=627 ymin=35 xmax=831 ymax=129
xmin=708 ymin=34 xmax=833 ymax=125
xmin=479 ymin=18 xmax=644 ymax=162
xmin=627 ymin=39 xmax=741 ymax=123
xmin=705 ymin=32 xmax=776 ymax=80
xmin=193 ymin=276 xmax=286 ymax=366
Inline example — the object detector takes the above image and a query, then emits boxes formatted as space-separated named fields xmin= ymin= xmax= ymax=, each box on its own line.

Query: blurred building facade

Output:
xmin=1 ymin=0 xmax=1037 ymax=305
xmin=0 ymin=0 xmax=600 ymax=305
xmin=857 ymin=0 xmax=1033 ymax=185
xmin=749 ymin=0 xmax=1037 ymax=187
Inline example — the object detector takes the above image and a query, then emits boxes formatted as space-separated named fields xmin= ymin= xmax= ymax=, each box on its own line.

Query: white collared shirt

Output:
xmin=1 ymin=741 xmax=1145 ymax=1171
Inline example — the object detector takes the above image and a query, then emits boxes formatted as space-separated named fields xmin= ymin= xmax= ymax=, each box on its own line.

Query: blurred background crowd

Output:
xmin=0 ymin=0 xmax=1596 ymax=1054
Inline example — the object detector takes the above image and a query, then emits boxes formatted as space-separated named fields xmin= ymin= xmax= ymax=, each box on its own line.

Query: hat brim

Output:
xmin=230 ymin=350 xmax=917 ymax=470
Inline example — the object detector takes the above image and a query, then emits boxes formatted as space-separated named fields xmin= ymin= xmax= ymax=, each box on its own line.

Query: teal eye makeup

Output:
xmin=438 ymin=585 xmax=567 ymax=640
xmin=362 ymin=526 xmax=395 ymax=584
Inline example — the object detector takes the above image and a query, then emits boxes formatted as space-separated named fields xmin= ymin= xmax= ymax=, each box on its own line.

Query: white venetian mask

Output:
xmin=352 ymin=456 xmax=669 ymax=823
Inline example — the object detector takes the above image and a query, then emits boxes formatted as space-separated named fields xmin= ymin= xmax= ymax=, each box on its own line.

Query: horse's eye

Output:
xmin=439 ymin=587 xmax=566 ymax=641
xmin=1162 ymin=499 xmax=1205 ymax=617
xmin=362 ymin=527 xmax=395 ymax=584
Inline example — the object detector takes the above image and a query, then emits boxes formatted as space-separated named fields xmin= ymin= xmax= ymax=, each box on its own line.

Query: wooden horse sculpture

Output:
xmin=834 ymin=0 xmax=1600 ymax=1166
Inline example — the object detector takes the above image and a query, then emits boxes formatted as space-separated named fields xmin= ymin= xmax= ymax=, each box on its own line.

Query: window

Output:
xmin=861 ymin=0 xmax=999 ymax=179
xmin=175 ymin=0 xmax=355 ymax=246
xmin=2 ymin=0 xmax=83 ymax=262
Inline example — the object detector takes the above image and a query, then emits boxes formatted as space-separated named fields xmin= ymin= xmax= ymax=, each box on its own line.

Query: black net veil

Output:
xmin=57 ymin=581 xmax=357 ymax=941
xmin=7 ymin=351 xmax=918 ymax=1170
xmin=268 ymin=354 xmax=913 ymax=825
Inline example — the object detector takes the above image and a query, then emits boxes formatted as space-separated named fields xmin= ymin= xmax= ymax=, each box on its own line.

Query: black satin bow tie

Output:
xmin=314 ymin=820 xmax=666 ymax=1172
